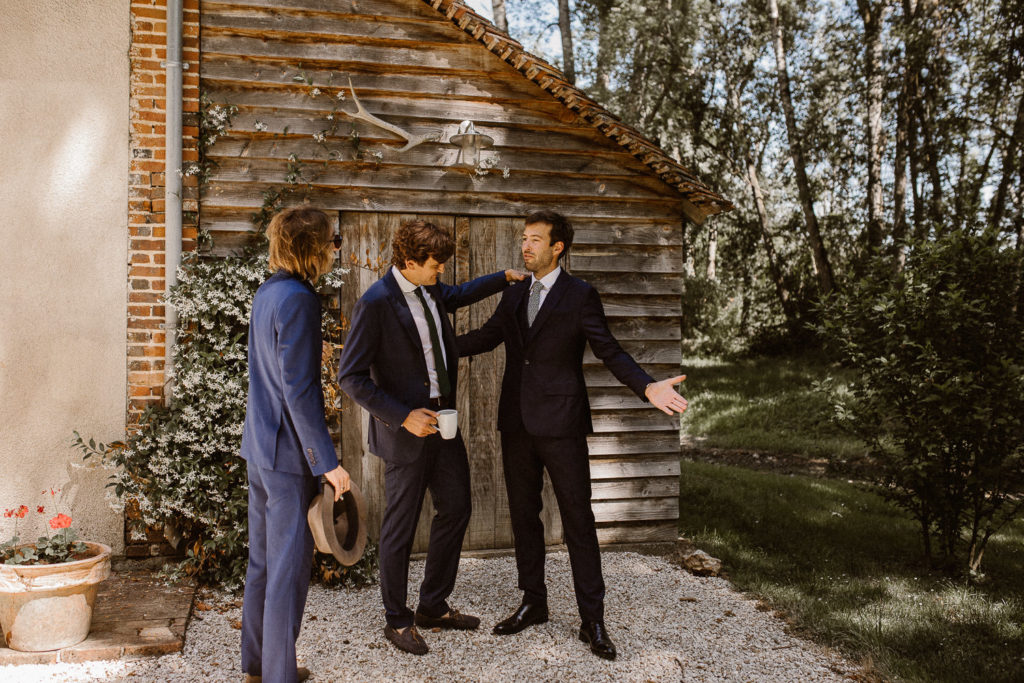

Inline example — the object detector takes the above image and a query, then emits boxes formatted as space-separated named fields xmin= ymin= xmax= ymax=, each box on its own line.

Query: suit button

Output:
xmin=524 ymin=360 xmax=531 ymax=365
xmin=424 ymin=381 xmax=429 ymax=387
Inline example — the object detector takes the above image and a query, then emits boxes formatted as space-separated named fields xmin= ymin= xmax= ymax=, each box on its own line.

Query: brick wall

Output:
xmin=127 ymin=0 xmax=200 ymax=420
xmin=126 ymin=0 xmax=201 ymax=556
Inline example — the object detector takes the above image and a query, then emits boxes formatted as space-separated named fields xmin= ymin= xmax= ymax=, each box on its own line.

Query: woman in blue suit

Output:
xmin=239 ymin=207 xmax=351 ymax=683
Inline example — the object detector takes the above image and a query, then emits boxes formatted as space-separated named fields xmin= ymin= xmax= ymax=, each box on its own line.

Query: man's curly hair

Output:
xmin=391 ymin=220 xmax=455 ymax=268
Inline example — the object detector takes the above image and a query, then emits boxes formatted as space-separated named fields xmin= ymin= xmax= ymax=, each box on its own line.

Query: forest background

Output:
xmin=474 ymin=0 xmax=1022 ymax=353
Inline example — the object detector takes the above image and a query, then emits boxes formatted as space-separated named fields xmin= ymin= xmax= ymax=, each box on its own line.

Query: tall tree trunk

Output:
xmin=858 ymin=0 xmax=886 ymax=252
xmin=728 ymin=80 xmax=798 ymax=324
xmin=682 ymin=220 xmax=697 ymax=278
xmin=892 ymin=65 xmax=911 ymax=269
xmin=914 ymin=0 xmax=945 ymax=230
xmin=893 ymin=0 xmax=919 ymax=269
xmin=746 ymin=151 xmax=798 ymax=324
xmin=768 ymin=0 xmax=836 ymax=294
xmin=990 ymin=91 xmax=1024 ymax=230
xmin=491 ymin=0 xmax=508 ymax=32
xmin=592 ymin=0 xmax=614 ymax=103
xmin=706 ymin=226 xmax=718 ymax=280
xmin=558 ymin=0 xmax=576 ymax=84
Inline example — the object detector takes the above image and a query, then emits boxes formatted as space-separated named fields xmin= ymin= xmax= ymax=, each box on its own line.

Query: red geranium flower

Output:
xmin=3 ymin=509 xmax=11 ymax=518
xmin=37 ymin=506 xmax=45 ymax=513
xmin=49 ymin=513 xmax=72 ymax=530
xmin=15 ymin=505 xmax=28 ymax=519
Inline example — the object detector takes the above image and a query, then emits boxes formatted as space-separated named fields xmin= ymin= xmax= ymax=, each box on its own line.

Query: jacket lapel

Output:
xmin=382 ymin=271 xmax=428 ymax=361
xmin=525 ymin=270 xmax=568 ymax=344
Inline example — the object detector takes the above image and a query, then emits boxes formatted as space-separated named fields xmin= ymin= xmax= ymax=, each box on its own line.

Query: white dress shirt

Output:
xmin=392 ymin=266 xmax=448 ymax=399
xmin=530 ymin=265 xmax=562 ymax=312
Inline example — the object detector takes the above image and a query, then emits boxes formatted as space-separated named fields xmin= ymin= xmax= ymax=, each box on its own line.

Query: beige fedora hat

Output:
xmin=307 ymin=479 xmax=368 ymax=566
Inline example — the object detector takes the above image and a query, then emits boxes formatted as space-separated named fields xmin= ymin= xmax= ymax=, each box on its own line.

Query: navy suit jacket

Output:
xmin=240 ymin=270 xmax=338 ymax=477
xmin=338 ymin=269 xmax=509 ymax=464
xmin=457 ymin=270 xmax=654 ymax=438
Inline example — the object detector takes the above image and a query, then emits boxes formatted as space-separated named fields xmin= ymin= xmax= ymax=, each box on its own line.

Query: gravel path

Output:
xmin=0 ymin=552 xmax=856 ymax=682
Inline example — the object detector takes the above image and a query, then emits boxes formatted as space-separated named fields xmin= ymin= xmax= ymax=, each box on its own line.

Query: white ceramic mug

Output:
xmin=436 ymin=409 xmax=458 ymax=440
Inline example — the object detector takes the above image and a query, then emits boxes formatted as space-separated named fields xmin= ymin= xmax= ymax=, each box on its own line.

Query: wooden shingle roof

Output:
xmin=423 ymin=0 xmax=732 ymax=220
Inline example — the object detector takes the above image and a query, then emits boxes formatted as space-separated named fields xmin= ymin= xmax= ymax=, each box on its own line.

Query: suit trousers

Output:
xmin=379 ymin=432 xmax=471 ymax=628
xmin=500 ymin=430 xmax=606 ymax=623
xmin=241 ymin=462 xmax=318 ymax=683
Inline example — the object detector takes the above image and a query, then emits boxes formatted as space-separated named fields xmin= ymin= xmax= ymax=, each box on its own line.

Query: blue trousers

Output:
xmin=241 ymin=463 xmax=318 ymax=683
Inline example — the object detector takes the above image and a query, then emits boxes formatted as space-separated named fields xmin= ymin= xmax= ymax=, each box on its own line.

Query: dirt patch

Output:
xmin=680 ymin=438 xmax=877 ymax=481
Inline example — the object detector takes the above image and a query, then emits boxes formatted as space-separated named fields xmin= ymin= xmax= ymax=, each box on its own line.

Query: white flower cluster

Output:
xmin=106 ymin=249 xmax=351 ymax=585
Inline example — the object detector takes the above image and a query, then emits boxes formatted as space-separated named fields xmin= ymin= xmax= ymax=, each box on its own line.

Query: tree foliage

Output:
xmin=819 ymin=229 xmax=1024 ymax=573
xmin=523 ymin=0 xmax=1024 ymax=347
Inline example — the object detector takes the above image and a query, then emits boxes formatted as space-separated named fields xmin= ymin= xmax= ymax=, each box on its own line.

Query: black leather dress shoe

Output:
xmin=579 ymin=621 xmax=617 ymax=660
xmin=492 ymin=602 xmax=549 ymax=635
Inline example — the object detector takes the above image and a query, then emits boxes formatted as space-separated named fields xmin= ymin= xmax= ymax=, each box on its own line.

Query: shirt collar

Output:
xmin=531 ymin=265 xmax=562 ymax=290
xmin=392 ymin=265 xmax=420 ymax=294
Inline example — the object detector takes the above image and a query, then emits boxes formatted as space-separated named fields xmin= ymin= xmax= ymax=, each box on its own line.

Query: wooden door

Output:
xmin=337 ymin=212 xmax=562 ymax=553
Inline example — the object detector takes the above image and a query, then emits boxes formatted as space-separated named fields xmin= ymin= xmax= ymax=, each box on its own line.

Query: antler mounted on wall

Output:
xmin=346 ymin=77 xmax=440 ymax=152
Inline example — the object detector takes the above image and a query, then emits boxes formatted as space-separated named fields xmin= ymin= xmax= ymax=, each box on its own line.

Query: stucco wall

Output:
xmin=0 ymin=1 xmax=129 ymax=552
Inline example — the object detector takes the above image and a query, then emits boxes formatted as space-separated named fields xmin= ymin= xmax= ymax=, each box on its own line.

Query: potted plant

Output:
xmin=0 ymin=489 xmax=111 ymax=652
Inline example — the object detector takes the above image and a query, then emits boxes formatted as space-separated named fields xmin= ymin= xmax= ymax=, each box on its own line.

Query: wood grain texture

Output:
xmin=207 ymin=137 xmax=650 ymax=178
xmin=202 ymin=184 xmax=685 ymax=219
xmin=589 ymin=458 xmax=680 ymax=479
xmin=592 ymin=497 xmax=678 ymax=522
xmin=590 ymin=477 xmax=679 ymax=500
xmin=595 ymin=522 xmax=677 ymax=544
xmin=207 ymin=156 xmax=675 ymax=201
xmin=207 ymin=0 xmax=442 ymax=19
xmin=582 ymin=339 xmax=681 ymax=365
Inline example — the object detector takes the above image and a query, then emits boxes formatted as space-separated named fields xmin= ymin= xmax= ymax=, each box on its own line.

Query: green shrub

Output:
xmin=819 ymin=230 xmax=1024 ymax=573
xmin=681 ymin=275 xmax=745 ymax=355
xmin=75 ymin=249 xmax=376 ymax=590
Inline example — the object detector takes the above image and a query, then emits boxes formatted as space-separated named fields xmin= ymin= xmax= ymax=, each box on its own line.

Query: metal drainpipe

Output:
xmin=163 ymin=0 xmax=184 ymax=406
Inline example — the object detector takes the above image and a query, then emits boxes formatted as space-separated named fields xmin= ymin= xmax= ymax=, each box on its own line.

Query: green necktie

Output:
xmin=414 ymin=287 xmax=451 ymax=398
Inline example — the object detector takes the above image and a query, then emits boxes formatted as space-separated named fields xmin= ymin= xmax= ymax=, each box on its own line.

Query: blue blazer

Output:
xmin=240 ymin=270 xmax=338 ymax=477
xmin=457 ymin=270 xmax=654 ymax=437
xmin=338 ymin=269 xmax=509 ymax=464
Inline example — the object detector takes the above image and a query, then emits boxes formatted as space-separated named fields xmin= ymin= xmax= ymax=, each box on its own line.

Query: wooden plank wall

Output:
xmin=199 ymin=0 xmax=683 ymax=547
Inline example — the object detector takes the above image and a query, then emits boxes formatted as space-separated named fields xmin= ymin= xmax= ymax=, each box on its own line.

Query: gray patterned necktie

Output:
xmin=527 ymin=280 xmax=545 ymax=326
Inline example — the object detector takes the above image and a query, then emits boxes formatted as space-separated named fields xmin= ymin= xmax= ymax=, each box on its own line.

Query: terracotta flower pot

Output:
xmin=0 ymin=541 xmax=112 ymax=651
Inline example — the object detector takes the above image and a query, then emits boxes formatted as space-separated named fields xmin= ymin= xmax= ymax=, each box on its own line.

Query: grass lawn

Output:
xmin=677 ymin=355 xmax=1024 ymax=682
xmin=680 ymin=354 xmax=866 ymax=462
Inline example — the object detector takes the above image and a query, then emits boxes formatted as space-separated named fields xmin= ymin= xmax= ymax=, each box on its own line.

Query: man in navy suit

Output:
xmin=240 ymin=207 xmax=351 ymax=683
xmin=338 ymin=220 xmax=526 ymax=655
xmin=457 ymin=209 xmax=688 ymax=661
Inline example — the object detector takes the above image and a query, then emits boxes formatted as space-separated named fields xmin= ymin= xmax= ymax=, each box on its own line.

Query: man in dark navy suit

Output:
xmin=337 ymin=220 xmax=526 ymax=655
xmin=457 ymin=209 xmax=688 ymax=661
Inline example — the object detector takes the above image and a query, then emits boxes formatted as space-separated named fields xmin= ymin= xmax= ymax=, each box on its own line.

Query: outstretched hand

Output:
xmin=645 ymin=374 xmax=689 ymax=416
xmin=324 ymin=465 xmax=351 ymax=501
xmin=505 ymin=269 xmax=529 ymax=282
xmin=402 ymin=408 xmax=439 ymax=437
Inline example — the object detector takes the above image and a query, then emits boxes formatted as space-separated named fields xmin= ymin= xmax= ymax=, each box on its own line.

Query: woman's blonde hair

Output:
xmin=267 ymin=207 xmax=335 ymax=281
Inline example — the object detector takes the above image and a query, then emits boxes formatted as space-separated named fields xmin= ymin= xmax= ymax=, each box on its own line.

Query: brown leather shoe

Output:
xmin=243 ymin=666 xmax=310 ymax=682
xmin=414 ymin=608 xmax=481 ymax=630
xmin=384 ymin=625 xmax=429 ymax=655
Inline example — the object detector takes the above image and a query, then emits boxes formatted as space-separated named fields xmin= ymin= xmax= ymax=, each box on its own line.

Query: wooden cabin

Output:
xmin=199 ymin=0 xmax=730 ymax=552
